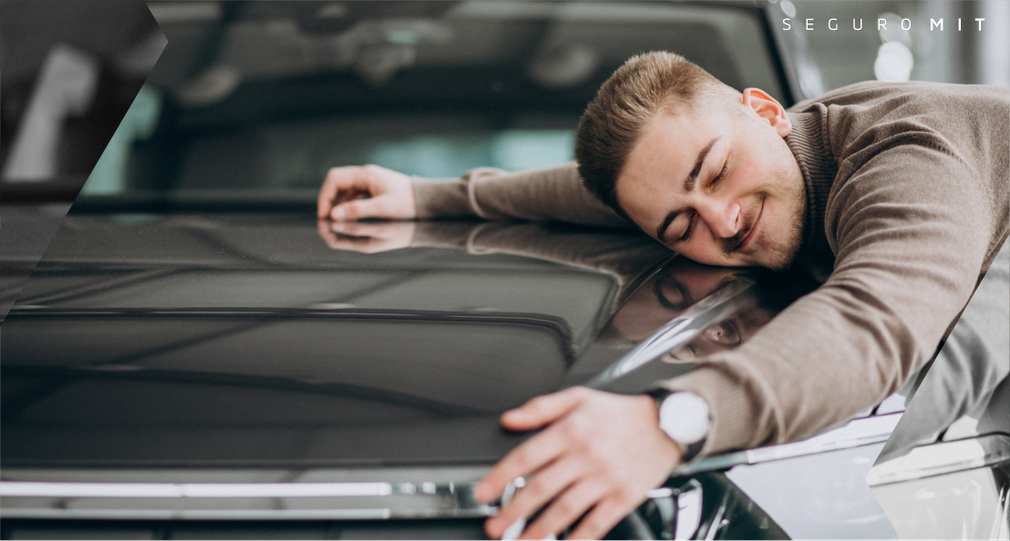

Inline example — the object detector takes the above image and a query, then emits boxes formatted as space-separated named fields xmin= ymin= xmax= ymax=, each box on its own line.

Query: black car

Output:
xmin=2 ymin=1 xmax=1003 ymax=539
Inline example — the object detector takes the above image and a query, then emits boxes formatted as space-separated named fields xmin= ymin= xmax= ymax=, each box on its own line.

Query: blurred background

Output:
xmin=1 ymin=0 xmax=1007 ymax=317
xmin=1 ymin=0 xmax=163 ymax=319
xmin=773 ymin=0 xmax=1009 ymax=96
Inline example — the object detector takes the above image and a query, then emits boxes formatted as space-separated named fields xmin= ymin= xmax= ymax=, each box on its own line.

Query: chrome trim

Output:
xmin=0 ymin=480 xmax=496 ymax=520
xmin=701 ymin=489 xmax=730 ymax=541
xmin=676 ymin=413 xmax=902 ymax=476
xmin=0 ymin=508 xmax=395 ymax=521
xmin=674 ymin=483 xmax=703 ymax=541
xmin=993 ymin=483 xmax=1010 ymax=540
xmin=0 ymin=481 xmax=394 ymax=498
xmin=866 ymin=433 xmax=1010 ymax=486
xmin=642 ymin=479 xmax=703 ymax=540
xmin=744 ymin=413 xmax=901 ymax=463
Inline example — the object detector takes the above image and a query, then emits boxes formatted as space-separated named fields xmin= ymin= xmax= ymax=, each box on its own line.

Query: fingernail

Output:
xmin=333 ymin=207 xmax=345 ymax=220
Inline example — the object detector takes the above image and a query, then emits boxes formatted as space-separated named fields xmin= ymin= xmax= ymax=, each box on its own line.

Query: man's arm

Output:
xmin=662 ymin=142 xmax=1005 ymax=455
xmin=318 ymin=162 xmax=634 ymax=229
xmin=474 ymin=140 xmax=1006 ymax=540
xmin=414 ymin=163 xmax=632 ymax=228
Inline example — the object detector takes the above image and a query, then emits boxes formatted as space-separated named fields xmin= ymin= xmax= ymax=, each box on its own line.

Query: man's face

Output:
xmin=615 ymin=89 xmax=806 ymax=269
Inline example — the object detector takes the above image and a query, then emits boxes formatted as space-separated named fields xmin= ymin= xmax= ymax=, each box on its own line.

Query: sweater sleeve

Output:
xmin=411 ymin=162 xmax=635 ymax=229
xmin=659 ymin=142 xmax=1003 ymax=456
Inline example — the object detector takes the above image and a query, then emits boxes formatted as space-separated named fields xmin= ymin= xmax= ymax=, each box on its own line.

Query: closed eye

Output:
xmin=708 ymin=160 xmax=729 ymax=189
xmin=662 ymin=156 xmax=727 ymax=244
xmin=680 ymin=212 xmax=697 ymax=242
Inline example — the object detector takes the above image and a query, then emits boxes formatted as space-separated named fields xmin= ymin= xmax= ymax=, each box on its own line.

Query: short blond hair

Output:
xmin=575 ymin=52 xmax=739 ymax=217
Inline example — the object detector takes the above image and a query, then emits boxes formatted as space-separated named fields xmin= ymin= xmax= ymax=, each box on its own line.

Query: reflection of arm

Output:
xmin=411 ymin=221 xmax=670 ymax=290
xmin=661 ymin=141 xmax=1008 ymax=456
xmin=411 ymin=162 xmax=634 ymax=229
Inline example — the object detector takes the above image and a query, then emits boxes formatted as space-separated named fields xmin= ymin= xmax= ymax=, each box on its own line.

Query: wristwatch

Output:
xmin=648 ymin=389 xmax=710 ymax=463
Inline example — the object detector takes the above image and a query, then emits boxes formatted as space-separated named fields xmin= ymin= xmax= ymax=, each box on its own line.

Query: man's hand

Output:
xmin=317 ymin=165 xmax=416 ymax=221
xmin=316 ymin=220 xmax=416 ymax=253
xmin=476 ymin=387 xmax=682 ymax=540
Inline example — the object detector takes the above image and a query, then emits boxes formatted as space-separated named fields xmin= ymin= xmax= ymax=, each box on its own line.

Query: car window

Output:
xmin=83 ymin=1 xmax=784 ymax=196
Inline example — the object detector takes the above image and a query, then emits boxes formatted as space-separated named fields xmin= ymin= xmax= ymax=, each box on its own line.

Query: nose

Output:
xmin=696 ymin=197 xmax=741 ymax=239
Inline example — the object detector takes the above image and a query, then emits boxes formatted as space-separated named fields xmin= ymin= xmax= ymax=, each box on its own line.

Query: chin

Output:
xmin=754 ymin=218 xmax=804 ymax=270
xmin=757 ymin=244 xmax=801 ymax=271
xmin=761 ymin=256 xmax=792 ymax=271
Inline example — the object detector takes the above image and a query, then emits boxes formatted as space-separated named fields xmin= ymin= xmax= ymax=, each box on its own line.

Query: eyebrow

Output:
xmin=655 ymin=137 xmax=719 ymax=240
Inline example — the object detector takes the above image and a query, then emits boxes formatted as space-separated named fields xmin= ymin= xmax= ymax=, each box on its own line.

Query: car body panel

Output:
xmin=5 ymin=1 xmax=1005 ymax=538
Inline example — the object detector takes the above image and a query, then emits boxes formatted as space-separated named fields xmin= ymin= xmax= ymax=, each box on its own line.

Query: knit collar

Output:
xmin=785 ymin=110 xmax=838 ymax=261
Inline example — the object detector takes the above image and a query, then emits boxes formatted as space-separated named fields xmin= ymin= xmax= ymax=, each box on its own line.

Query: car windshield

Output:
xmin=82 ymin=1 xmax=784 ymax=197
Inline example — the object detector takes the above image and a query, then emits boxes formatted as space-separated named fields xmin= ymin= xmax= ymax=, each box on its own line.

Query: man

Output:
xmin=318 ymin=52 xmax=1009 ymax=539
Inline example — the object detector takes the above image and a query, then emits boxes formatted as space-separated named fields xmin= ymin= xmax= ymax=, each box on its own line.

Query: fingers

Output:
xmin=323 ymin=221 xmax=387 ymax=238
xmin=316 ymin=220 xmax=378 ymax=251
xmin=485 ymin=458 xmax=583 ymax=539
xmin=318 ymin=166 xmax=374 ymax=219
xmin=501 ymin=387 xmax=588 ymax=431
xmin=316 ymin=220 xmax=415 ymax=253
xmin=515 ymin=479 xmax=609 ymax=541
xmin=478 ymin=390 xmax=589 ymax=504
xmin=477 ymin=427 xmax=571 ymax=505
xmin=565 ymin=493 xmax=644 ymax=541
xmin=317 ymin=220 xmax=341 ymax=248
xmin=329 ymin=196 xmax=389 ymax=221
xmin=317 ymin=165 xmax=415 ymax=221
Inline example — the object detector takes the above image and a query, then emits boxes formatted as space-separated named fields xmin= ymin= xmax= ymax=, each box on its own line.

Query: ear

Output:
xmin=741 ymin=88 xmax=791 ymax=138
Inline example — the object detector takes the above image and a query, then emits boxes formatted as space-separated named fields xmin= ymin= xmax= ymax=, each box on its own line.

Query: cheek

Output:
xmin=729 ymin=157 xmax=768 ymax=192
xmin=762 ymin=195 xmax=799 ymax=239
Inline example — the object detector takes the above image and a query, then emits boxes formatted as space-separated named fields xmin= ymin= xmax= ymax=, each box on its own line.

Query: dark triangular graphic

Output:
xmin=0 ymin=0 xmax=166 ymax=321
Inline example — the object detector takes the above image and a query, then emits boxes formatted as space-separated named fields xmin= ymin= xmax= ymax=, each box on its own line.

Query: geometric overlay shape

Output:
xmin=869 ymin=240 xmax=1010 ymax=539
xmin=0 ymin=0 xmax=165 ymax=321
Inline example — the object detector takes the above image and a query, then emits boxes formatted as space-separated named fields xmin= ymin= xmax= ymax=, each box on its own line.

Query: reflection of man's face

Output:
xmin=609 ymin=260 xmax=740 ymax=341
xmin=615 ymin=91 xmax=807 ymax=270
xmin=667 ymin=304 xmax=774 ymax=361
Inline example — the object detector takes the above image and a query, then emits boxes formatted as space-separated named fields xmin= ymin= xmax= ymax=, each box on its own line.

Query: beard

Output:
xmin=754 ymin=128 xmax=809 ymax=270
xmin=719 ymin=183 xmax=806 ymax=271
xmin=757 ymin=180 xmax=807 ymax=270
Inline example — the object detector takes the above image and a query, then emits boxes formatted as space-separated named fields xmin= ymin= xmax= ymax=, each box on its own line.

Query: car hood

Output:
xmin=4 ymin=212 xmax=703 ymax=467
xmin=0 ymin=208 xmax=902 ymax=534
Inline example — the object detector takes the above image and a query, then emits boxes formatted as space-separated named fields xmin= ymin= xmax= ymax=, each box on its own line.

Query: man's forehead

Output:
xmin=618 ymin=111 xmax=724 ymax=206
xmin=624 ymin=110 xmax=722 ymax=181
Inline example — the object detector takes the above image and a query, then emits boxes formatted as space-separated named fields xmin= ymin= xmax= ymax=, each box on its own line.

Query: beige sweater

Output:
xmin=411 ymin=82 xmax=1010 ymax=456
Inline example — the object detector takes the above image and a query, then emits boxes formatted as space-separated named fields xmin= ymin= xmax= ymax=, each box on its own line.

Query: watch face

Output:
xmin=660 ymin=393 xmax=711 ymax=444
